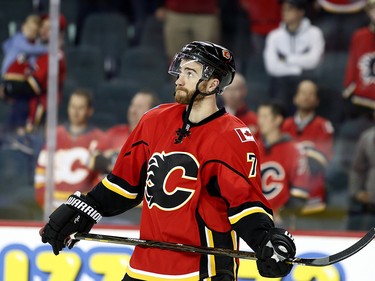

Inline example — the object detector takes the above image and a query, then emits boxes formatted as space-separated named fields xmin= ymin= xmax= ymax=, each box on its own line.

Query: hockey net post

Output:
xmin=69 ymin=227 xmax=375 ymax=267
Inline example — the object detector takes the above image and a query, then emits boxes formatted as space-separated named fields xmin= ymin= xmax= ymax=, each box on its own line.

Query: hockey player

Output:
xmin=40 ymin=41 xmax=296 ymax=280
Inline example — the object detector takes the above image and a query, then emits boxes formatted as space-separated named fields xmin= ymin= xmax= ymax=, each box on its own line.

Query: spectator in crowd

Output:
xmin=0 ymin=14 xmax=67 ymax=133
xmin=282 ymin=79 xmax=334 ymax=214
xmin=325 ymin=109 xmax=373 ymax=201
xmin=239 ymin=0 xmax=281 ymax=53
xmin=347 ymin=113 xmax=375 ymax=230
xmin=343 ymin=0 xmax=375 ymax=115
xmin=92 ymin=90 xmax=160 ymax=174
xmin=155 ymin=0 xmax=220 ymax=59
xmin=257 ymin=101 xmax=309 ymax=224
xmin=263 ymin=0 xmax=325 ymax=115
xmin=1 ymin=14 xmax=47 ymax=75
xmin=0 ymin=14 xmax=47 ymax=133
xmin=221 ymin=72 xmax=259 ymax=139
xmin=34 ymin=88 xmax=107 ymax=209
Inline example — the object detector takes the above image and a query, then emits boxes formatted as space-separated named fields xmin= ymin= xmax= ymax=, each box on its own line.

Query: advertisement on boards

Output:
xmin=0 ymin=223 xmax=373 ymax=281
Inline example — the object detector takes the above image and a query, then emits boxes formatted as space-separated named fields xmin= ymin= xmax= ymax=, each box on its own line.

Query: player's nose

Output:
xmin=175 ymin=75 xmax=184 ymax=86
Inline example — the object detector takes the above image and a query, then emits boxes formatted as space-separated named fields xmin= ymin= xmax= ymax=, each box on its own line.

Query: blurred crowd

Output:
xmin=0 ymin=0 xmax=374 ymax=231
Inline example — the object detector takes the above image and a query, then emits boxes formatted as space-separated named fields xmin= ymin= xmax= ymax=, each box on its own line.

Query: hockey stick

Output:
xmin=70 ymin=227 xmax=375 ymax=266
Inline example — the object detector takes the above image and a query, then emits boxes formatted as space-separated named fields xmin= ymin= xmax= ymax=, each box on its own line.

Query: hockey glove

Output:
xmin=40 ymin=191 xmax=102 ymax=255
xmin=255 ymin=227 xmax=296 ymax=278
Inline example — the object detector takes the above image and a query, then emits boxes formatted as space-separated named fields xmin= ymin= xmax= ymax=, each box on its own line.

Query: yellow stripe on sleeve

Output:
xmin=102 ymin=176 xmax=138 ymax=200
xmin=229 ymin=207 xmax=273 ymax=225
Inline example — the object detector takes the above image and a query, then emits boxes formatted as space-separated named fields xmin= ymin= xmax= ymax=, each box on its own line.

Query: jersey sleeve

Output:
xmin=200 ymin=130 xmax=274 ymax=250
xmin=87 ymin=119 xmax=149 ymax=216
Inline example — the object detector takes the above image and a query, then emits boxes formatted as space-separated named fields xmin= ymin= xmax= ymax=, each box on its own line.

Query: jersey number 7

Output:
xmin=247 ymin=153 xmax=257 ymax=178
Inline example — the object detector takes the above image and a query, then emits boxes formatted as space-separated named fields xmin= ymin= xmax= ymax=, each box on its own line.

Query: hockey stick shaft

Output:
xmin=70 ymin=227 xmax=375 ymax=267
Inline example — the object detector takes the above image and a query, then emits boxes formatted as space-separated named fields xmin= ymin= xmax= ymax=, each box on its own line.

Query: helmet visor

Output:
xmin=168 ymin=52 xmax=215 ymax=80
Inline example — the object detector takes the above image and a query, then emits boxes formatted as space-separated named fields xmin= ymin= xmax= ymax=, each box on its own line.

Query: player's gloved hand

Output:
xmin=255 ymin=227 xmax=296 ymax=278
xmin=39 ymin=191 xmax=102 ymax=255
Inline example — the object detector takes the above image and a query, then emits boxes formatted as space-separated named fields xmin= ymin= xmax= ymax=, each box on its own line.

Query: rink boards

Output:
xmin=0 ymin=222 xmax=373 ymax=281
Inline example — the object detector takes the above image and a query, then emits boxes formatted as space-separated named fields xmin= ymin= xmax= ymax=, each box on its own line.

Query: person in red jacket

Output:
xmin=343 ymin=0 xmax=375 ymax=112
xmin=282 ymin=79 xmax=334 ymax=213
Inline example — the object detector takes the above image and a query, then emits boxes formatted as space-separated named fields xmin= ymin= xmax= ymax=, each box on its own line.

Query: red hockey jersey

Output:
xmin=282 ymin=115 xmax=333 ymax=211
xmin=257 ymin=136 xmax=309 ymax=212
xmin=35 ymin=124 xmax=106 ymax=208
xmin=88 ymin=104 xmax=274 ymax=280
xmin=344 ymin=27 xmax=375 ymax=109
xmin=282 ymin=115 xmax=334 ymax=163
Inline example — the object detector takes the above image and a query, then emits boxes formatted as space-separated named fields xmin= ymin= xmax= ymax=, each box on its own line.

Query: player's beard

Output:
xmin=175 ymin=82 xmax=207 ymax=105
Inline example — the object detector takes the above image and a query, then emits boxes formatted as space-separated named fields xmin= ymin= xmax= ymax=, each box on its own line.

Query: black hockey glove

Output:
xmin=40 ymin=191 xmax=102 ymax=255
xmin=255 ymin=227 xmax=296 ymax=278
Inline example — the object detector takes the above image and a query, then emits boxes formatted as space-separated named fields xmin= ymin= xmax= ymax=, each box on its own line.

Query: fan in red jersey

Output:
xmin=343 ymin=0 xmax=375 ymax=111
xmin=257 ymin=101 xmax=310 ymax=224
xmin=40 ymin=41 xmax=297 ymax=280
xmin=282 ymin=80 xmax=334 ymax=214
xmin=34 ymin=89 xmax=107 ymax=209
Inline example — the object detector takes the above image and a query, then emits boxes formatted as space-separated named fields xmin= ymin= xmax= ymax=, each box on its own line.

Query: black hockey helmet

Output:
xmin=168 ymin=41 xmax=236 ymax=94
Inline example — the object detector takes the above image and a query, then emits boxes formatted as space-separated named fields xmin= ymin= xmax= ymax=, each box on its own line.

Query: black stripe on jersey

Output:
xmin=88 ymin=165 xmax=146 ymax=216
xmin=228 ymin=201 xmax=273 ymax=221
xmin=206 ymin=175 xmax=227 ymax=199
xmin=124 ymin=140 xmax=149 ymax=157
xmin=230 ymin=204 xmax=274 ymax=252
xmin=106 ymin=173 xmax=142 ymax=195
xmin=196 ymin=211 xmax=239 ymax=280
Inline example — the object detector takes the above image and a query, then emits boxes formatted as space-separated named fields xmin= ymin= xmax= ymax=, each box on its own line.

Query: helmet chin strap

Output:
xmin=174 ymin=79 xmax=218 ymax=144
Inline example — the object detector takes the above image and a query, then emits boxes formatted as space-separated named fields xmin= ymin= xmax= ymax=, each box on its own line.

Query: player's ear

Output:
xmin=207 ymin=78 xmax=220 ymax=92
